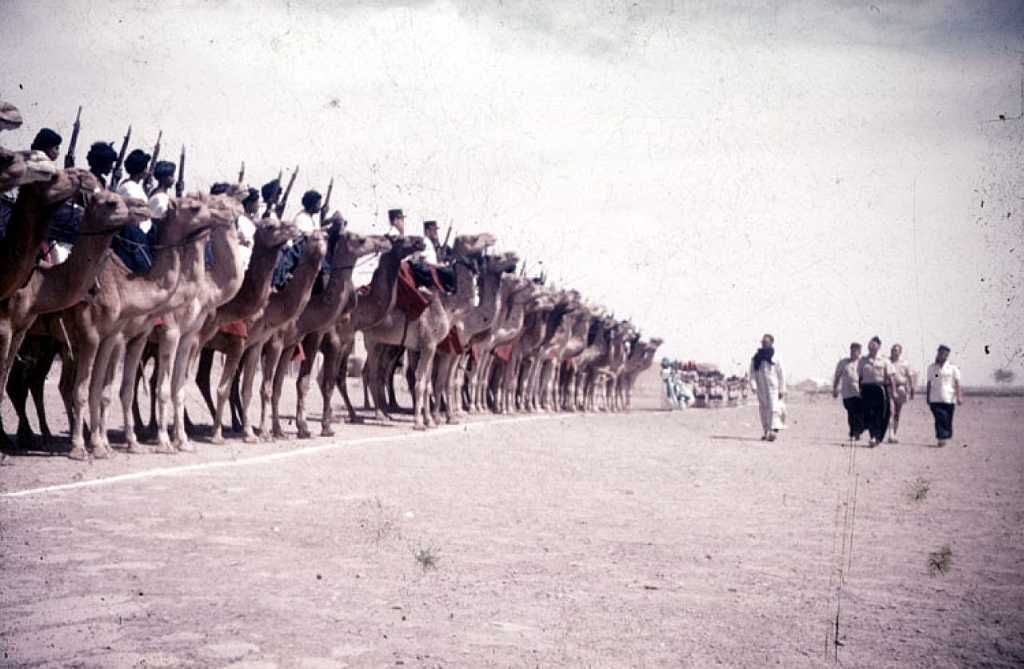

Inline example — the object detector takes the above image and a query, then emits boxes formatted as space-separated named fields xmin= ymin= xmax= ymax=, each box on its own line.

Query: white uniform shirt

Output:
xmin=148 ymin=191 xmax=171 ymax=221
xmin=117 ymin=179 xmax=151 ymax=233
xmin=858 ymin=355 xmax=892 ymax=386
xmin=293 ymin=211 xmax=317 ymax=235
xmin=833 ymin=357 xmax=861 ymax=399
xmin=926 ymin=361 xmax=961 ymax=404
xmin=236 ymin=214 xmax=257 ymax=269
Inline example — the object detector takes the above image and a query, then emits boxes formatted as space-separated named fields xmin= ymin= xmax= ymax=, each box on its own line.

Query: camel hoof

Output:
xmin=243 ymin=434 xmax=259 ymax=444
xmin=296 ymin=428 xmax=312 ymax=440
xmin=209 ymin=434 xmax=224 ymax=445
xmin=153 ymin=444 xmax=176 ymax=455
xmin=446 ymin=417 xmax=460 ymax=426
xmin=126 ymin=443 xmax=147 ymax=456
xmin=412 ymin=424 xmax=427 ymax=432
xmin=320 ymin=428 xmax=335 ymax=438
xmin=68 ymin=446 xmax=88 ymax=461
xmin=177 ymin=441 xmax=196 ymax=454
xmin=272 ymin=429 xmax=286 ymax=440
xmin=92 ymin=445 xmax=112 ymax=460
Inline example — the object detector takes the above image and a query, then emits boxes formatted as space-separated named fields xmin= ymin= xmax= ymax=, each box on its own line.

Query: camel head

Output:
xmin=206 ymin=193 xmax=245 ymax=230
xmin=300 ymin=228 xmax=329 ymax=266
xmin=0 ymin=149 xmax=60 ymax=191
xmin=341 ymin=232 xmax=392 ymax=261
xmin=122 ymin=196 xmax=154 ymax=227
xmin=452 ymin=232 xmax=496 ymax=257
xmin=254 ymin=218 xmax=299 ymax=251
xmin=0 ymin=101 xmax=22 ymax=132
xmin=649 ymin=337 xmax=664 ymax=349
xmin=503 ymin=275 xmax=537 ymax=302
xmin=169 ymin=194 xmax=213 ymax=240
xmin=81 ymin=190 xmax=133 ymax=233
xmin=484 ymin=251 xmax=519 ymax=275
xmin=388 ymin=235 xmax=427 ymax=260
xmin=43 ymin=166 xmax=99 ymax=204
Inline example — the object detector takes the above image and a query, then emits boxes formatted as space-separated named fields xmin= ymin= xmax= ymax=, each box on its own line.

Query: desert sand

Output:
xmin=1 ymin=371 xmax=1022 ymax=668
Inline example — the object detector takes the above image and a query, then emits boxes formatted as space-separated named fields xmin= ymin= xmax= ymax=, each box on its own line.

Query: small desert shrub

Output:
xmin=907 ymin=477 xmax=931 ymax=502
xmin=413 ymin=545 xmax=440 ymax=572
xmin=928 ymin=545 xmax=953 ymax=575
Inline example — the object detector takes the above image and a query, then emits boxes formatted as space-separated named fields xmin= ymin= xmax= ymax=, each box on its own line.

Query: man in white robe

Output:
xmin=749 ymin=333 xmax=786 ymax=441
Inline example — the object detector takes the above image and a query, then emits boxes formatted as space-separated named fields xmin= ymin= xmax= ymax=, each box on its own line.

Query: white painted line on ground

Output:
xmin=1 ymin=412 xmax=591 ymax=500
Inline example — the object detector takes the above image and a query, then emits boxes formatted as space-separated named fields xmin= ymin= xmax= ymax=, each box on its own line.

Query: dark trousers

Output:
xmin=861 ymin=383 xmax=890 ymax=441
xmin=842 ymin=396 xmax=865 ymax=438
xmin=929 ymin=402 xmax=955 ymax=440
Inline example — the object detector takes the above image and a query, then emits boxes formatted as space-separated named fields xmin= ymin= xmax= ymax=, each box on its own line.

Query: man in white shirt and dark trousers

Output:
xmin=833 ymin=341 xmax=865 ymax=441
xmin=925 ymin=344 xmax=962 ymax=447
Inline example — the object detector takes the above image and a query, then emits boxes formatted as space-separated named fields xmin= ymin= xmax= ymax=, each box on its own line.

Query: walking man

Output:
xmin=750 ymin=333 xmax=786 ymax=441
xmin=832 ymin=341 xmax=865 ymax=441
xmin=857 ymin=336 xmax=895 ymax=447
xmin=888 ymin=343 xmax=914 ymax=443
xmin=925 ymin=345 xmax=962 ymax=447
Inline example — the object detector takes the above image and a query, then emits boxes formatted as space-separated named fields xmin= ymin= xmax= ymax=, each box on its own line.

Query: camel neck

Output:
xmin=0 ymin=184 xmax=57 ymax=299
xmin=218 ymin=241 xmax=281 ymax=323
xmin=207 ymin=224 xmax=244 ymax=305
xmin=298 ymin=247 xmax=357 ymax=332
xmin=33 ymin=212 xmax=120 ymax=313
xmin=354 ymin=251 xmax=401 ymax=328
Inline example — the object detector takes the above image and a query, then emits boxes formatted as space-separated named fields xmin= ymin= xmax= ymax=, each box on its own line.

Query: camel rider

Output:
xmin=397 ymin=209 xmax=457 ymax=294
xmin=86 ymin=141 xmax=118 ymax=189
xmin=237 ymin=187 xmax=259 ymax=269
xmin=260 ymin=178 xmax=281 ymax=219
xmin=388 ymin=208 xmax=405 ymax=235
xmin=272 ymin=189 xmax=322 ymax=289
xmin=111 ymin=148 xmax=155 ymax=273
xmin=422 ymin=220 xmax=453 ymax=264
xmin=31 ymin=128 xmax=62 ymax=161
xmin=147 ymin=160 xmax=176 ymax=221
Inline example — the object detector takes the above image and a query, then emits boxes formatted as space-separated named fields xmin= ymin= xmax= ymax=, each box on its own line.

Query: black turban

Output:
xmin=301 ymin=190 xmax=322 ymax=211
xmin=388 ymin=208 xmax=404 ymax=221
xmin=124 ymin=149 xmax=151 ymax=175
xmin=242 ymin=187 xmax=259 ymax=206
xmin=153 ymin=160 xmax=175 ymax=179
xmin=210 ymin=182 xmax=232 ymax=196
xmin=30 ymin=128 xmax=62 ymax=151
xmin=261 ymin=179 xmax=281 ymax=202
xmin=86 ymin=142 xmax=118 ymax=169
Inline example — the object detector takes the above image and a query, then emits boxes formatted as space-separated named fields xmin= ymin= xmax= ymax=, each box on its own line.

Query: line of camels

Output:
xmin=0 ymin=102 xmax=662 ymax=461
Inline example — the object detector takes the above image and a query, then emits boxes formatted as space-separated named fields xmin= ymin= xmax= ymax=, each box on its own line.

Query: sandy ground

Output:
xmin=1 ymin=369 xmax=1023 ymax=668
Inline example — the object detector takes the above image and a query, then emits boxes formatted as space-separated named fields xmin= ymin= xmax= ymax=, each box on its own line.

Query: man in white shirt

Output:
xmin=925 ymin=344 xmax=962 ymax=447
xmin=857 ymin=335 xmax=895 ymax=447
xmin=293 ymin=190 xmax=322 ymax=235
xmin=112 ymin=149 xmax=155 ymax=272
xmin=147 ymin=160 xmax=176 ymax=221
xmin=236 ymin=188 xmax=260 ymax=269
xmin=832 ymin=341 xmax=865 ymax=440
xmin=750 ymin=333 xmax=786 ymax=441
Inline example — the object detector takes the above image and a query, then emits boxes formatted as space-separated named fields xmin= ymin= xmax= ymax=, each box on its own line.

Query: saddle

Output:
xmin=406 ymin=259 xmax=457 ymax=294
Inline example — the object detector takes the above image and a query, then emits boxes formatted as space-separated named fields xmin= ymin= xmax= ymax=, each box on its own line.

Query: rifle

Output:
xmin=63 ymin=105 xmax=82 ymax=169
xmin=262 ymin=168 xmax=284 ymax=218
xmin=319 ymin=176 xmax=334 ymax=224
xmin=439 ymin=224 xmax=452 ymax=261
xmin=143 ymin=129 xmax=162 ymax=194
xmin=237 ymin=161 xmax=245 ymax=184
xmin=174 ymin=145 xmax=186 ymax=198
xmin=108 ymin=124 xmax=132 ymax=191
xmin=275 ymin=164 xmax=298 ymax=219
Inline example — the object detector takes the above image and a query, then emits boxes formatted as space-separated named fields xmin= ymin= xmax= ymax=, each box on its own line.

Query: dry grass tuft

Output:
xmin=907 ymin=477 xmax=931 ymax=502
xmin=928 ymin=545 xmax=953 ymax=575
xmin=413 ymin=545 xmax=440 ymax=572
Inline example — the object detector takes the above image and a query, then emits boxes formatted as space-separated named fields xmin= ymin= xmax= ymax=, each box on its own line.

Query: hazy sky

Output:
xmin=2 ymin=0 xmax=1022 ymax=383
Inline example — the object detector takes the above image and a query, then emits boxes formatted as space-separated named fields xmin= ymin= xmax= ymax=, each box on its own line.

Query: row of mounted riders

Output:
xmin=1 ymin=164 xmax=660 ymax=460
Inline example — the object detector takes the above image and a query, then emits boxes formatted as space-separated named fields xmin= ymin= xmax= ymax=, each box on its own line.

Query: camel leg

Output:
xmin=68 ymin=329 xmax=100 ymax=459
xmin=317 ymin=332 xmax=342 ymax=436
xmin=238 ymin=346 xmax=261 ymax=443
xmin=412 ymin=345 xmax=437 ymax=431
xmin=361 ymin=360 xmax=373 ymax=410
xmin=85 ymin=334 xmax=120 ymax=458
xmin=270 ymin=345 xmax=293 ymax=440
xmin=117 ymin=335 xmax=150 ymax=455
xmin=211 ymin=342 xmax=244 ymax=444
xmin=258 ymin=340 xmax=285 ymax=442
xmin=295 ymin=333 xmax=321 ymax=439
xmin=0 ymin=323 xmax=29 ymax=442
xmin=150 ymin=326 xmax=180 ymax=453
xmin=431 ymin=352 xmax=453 ymax=425
xmin=195 ymin=347 xmax=216 ymax=425
xmin=170 ymin=334 xmax=199 ymax=452
xmin=364 ymin=342 xmax=392 ymax=423
xmin=7 ymin=355 xmax=35 ymax=450
xmin=97 ymin=337 xmax=126 ymax=453
xmin=29 ymin=339 xmax=57 ymax=444
xmin=335 ymin=347 xmax=362 ymax=424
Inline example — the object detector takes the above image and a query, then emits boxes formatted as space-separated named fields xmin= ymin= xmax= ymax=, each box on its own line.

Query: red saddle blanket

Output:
xmin=219 ymin=320 xmax=248 ymax=338
xmin=437 ymin=326 xmax=464 ymax=355
xmin=494 ymin=343 xmax=514 ymax=363
xmin=396 ymin=262 xmax=430 ymax=321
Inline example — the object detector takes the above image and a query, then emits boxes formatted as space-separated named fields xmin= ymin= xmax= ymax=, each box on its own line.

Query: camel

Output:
xmin=616 ymin=337 xmax=663 ymax=410
xmin=61 ymin=194 xmax=213 ymax=460
xmin=425 ymin=251 xmax=519 ymax=424
xmin=582 ymin=320 xmax=634 ymax=411
xmin=362 ymin=233 xmax=496 ymax=430
xmin=277 ymin=228 xmax=392 ymax=439
xmin=465 ymin=275 xmax=539 ymax=413
xmin=569 ymin=314 xmax=616 ymax=411
xmin=0 ymin=168 xmax=97 ymax=300
xmin=512 ymin=291 xmax=577 ymax=413
xmin=192 ymin=217 xmax=299 ymax=426
xmin=206 ymin=229 xmax=327 ymax=444
xmin=553 ymin=304 xmax=604 ymax=410
xmin=0 ymin=100 xmax=22 ymax=132
xmin=0 ymin=191 xmax=144 ymax=446
xmin=491 ymin=289 xmax=556 ymax=414
xmin=316 ymin=235 xmax=426 ymax=426
xmin=145 ymin=194 xmax=246 ymax=452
